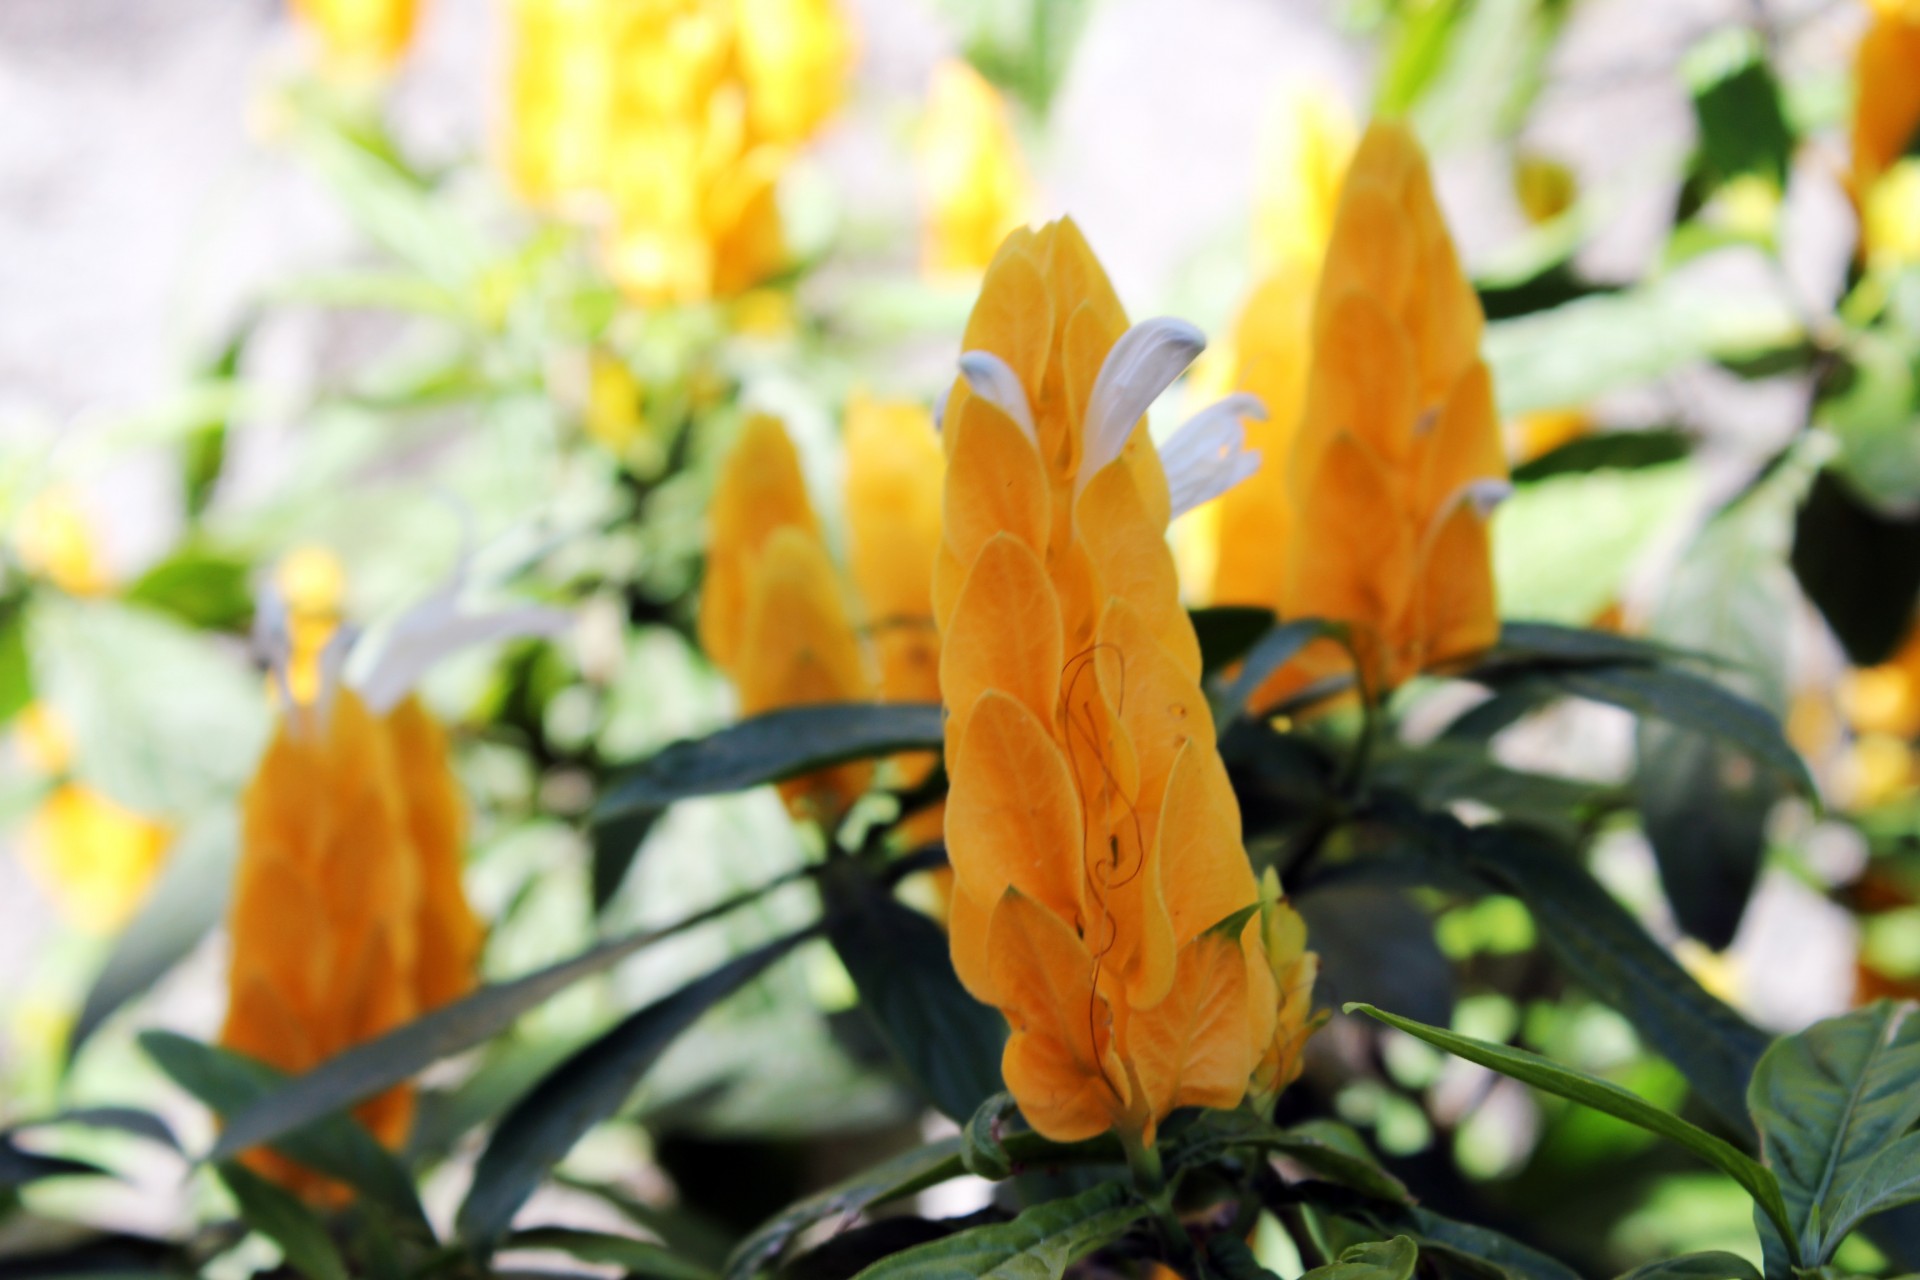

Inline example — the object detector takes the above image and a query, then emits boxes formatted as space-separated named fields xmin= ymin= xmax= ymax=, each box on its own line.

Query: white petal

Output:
xmin=1462 ymin=478 xmax=1513 ymax=518
xmin=1078 ymin=317 xmax=1206 ymax=491
xmin=352 ymin=569 xmax=572 ymax=713
xmin=956 ymin=350 xmax=1037 ymax=443
xmin=1161 ymin=394 xmax=1267 ymax=520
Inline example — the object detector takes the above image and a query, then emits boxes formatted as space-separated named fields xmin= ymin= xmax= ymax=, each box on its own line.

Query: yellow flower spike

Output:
xmin=14 ymin=488 xmax=111 ymax=597
xmin=1277 ymin=121 xmax=1507 ymax=700
xmin=1202 ymin=94 xmax=1354 ymax=612
xmin=274 ymin=545 xmax=349 ymax=706
xmin=736 ymin=526 xmax=876 ymax=822
xmin=939 ymin=219 xmax=1307 ymax=1144
xmin=1852 ymin=2 xmax=1920 ymax=226
xmin=288 ymin=0 xmax=421 ymax=78
xmin=223 ymin=563 xmax=564 ymax=1199
xmin=700 ymin=415 xmax=824 ymax=677
xmin=503 ymin=0 xmax=618 ymax=208
xmin=1250 ymin=868 xmax=1320 ymax=1104
xmin=917 ymin=61 xmax=1035 ymax=277
xmin=19 ymin=784 xmax=172 ymax=935
xmin=733 ymin=0 xmax=855 ymax=147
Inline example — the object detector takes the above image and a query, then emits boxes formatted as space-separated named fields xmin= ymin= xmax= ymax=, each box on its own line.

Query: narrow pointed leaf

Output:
xmin=1301 ymin=1236 xmax=1418 ymax=1280
xmin=217 ymin=1161 xmax=351 ymax=1280
xmin=1613 ymin=1252 xmax=1763 ymax=1280
xmin=848 ymin=1182 xmax=1148 ymax=1280
xmin=504 ymin=1227 xmax=716 ymax=1280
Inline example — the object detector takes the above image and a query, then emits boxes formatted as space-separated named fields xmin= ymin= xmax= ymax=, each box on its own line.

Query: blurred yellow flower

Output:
xmin=916 ymin=61 xmax=1034 ymax=276
xmin=1840 ymin=622 xmax=1920 ymax=740
xmin=1851 ymin=0 xmax=1920 ymax=263
xmin=1186 ymin=93 xmax=1354 ymax=613
xmin=14 ymin=488 xmax=111 ymax=597
xmin=936 ymin=219 xmax=1309 ymax=1144
xmin=1507 ymin=406 xmax=1589 ymax=463
xmin=288 ymin=0 xmax=420 ymax=77
xmin=1512 ymin=151 xmax=1578 ymax=225
xmin=700 ymin=405 xmax=946 ymax=830
xmin=274 ymin=545 xmax=349 ymax=706
xmin=502 ymin=0 xmax=852 ymax=304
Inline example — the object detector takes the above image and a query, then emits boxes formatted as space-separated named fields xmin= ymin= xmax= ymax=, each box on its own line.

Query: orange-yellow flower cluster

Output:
xmin=936 ymin=218 xmax=1314 ymax=1143
xmin=221 ymin=554 xmax=494 ymax=1199
xmin=1205 ymin=121 xmax=1506 ymax=705
xmin=916 ymin=61 xmax=1034 ymax=277
xmin=503 ymin=0 xmax=854 ymax=304
xmin=700 ymin=403 xmax=945 ymax=829
xmin=1852 ymin=0 xmax=1920 ymax=264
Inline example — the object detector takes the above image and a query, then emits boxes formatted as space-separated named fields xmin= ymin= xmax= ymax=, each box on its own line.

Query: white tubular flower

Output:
xmin=353 ymin=562 xmax=572 ymax=713
xmin=1078 ymin=317 xmax=1206 ymax=491
xmin=1161 ymin=392 xmax=1267 ymax=519
xmin=956 ymin=350 xmax=1038 ymax=443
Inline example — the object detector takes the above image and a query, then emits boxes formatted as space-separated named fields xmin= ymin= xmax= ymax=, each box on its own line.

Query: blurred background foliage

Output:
xmin=8 ymin=0 xmax=1920 ymax=1276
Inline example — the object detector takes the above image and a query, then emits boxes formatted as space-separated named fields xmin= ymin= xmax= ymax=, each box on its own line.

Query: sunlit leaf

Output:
xmin=847 ymin=1181 xmax=1147 ymax=1280
xmin=1300 ymin=1236 xmax=1417 ymax=1280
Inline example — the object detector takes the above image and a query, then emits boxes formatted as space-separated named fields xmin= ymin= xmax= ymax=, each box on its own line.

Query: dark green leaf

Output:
xmin=1685 ymin=27 xmax=1792 ymax=189
xmin=1203 ymin=1233 xmax=1279 ymax=1280
xmin=1510 ymin=429 xmax=1692 ymax=483
xmin=216 ymin=1161 xmax=350 ymax=1280
xmin=1164 ymin=1111 xmax=1409 ymax=1204
xmin=1478 ymin=622 xmax=1683 ymax=673
xmin=1792 ymin=469 xmax=1920 ymax=666
xmin=591 ymin=807 xmax=660 ymax=915
xmin=1830 ymin=1130 xmax=1920 ymax=1249
xmin=726 ymin=1139 xmax=967 ymax=1280
xmin=1300 ymin=885 xmax=1452 ymax=1030
xmin=458 ymin=931 xmax=811 ymax=1244
xmin=1389 ymin=1208 xmax=1580 ymax=1280
xmin=209 ymin=870 xmax=803 ymax=1164
xmin=1465 ymin=826 xmax=1770 ymax=1136
xmin=0 ymin=1138 xmax=107 ymax=1190
xmin=1818 ymin=332 xmax=1920 ymax=514
xmin=504 ymin=1227 xmax=715 ymax=1280
xmin=138 ymin=1032 xmax=427 ymax=1229
xmin=825 ymin=871 xmax=1006 ymax=1122
xmin=597 ymin=704 xmax=943 ymax=821
xmin=848 ymin=1182 xmax=1146 ymax=1280
xmin=1749 ymin=1001 xmax=1920 ymax=1263
xmin=10 ymin=1108 xmax=180 ymax=1153
xmin=1371 ymin=743 xmax=1620 ymax=837
xmin=1301 ymin=1236 xmax=1418 ymax=1280
xmin=70 ymin=814 xmax=236 ymax=1062
xmin=1613 ymin=1252 xmax=1762 ymax=1280
xmin=962 ymin=1093 xmax=1019 ymax=1181
xmin=1192 ymin=607 xmax=1277 ymax=677
xmin=1345 ymin=1003 xmax=1796 ymax=1258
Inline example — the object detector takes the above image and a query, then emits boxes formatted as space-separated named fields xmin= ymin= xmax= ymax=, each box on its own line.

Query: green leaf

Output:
xmin=1829 ymin=1131 xmax=1920 ymax=1249
xmin=1477 ymin=621 xmax=1694 ymax=673
xmin=123 ymin=549 xmax=253 ymax=631
xmin=1818 ymin=332 xmax=1920 ymax=514
xmin=1464 ymin=826 xmax=1770 ymax=1136
xmin=9 ymin=1107 xmax=181 ymax=1153
xmin=1192 ymin=606 xmax=1277 ymax=677
xmin=1299 ymin=885 xmax=1453 ymax=1030
xmin=1749 ymin=1001 xmax=1920 ymax=1264
xmin=1390 ymin=1207 xmax=1581 ymax=1280
xmin=825 ymin=871 xmax=1006 ymax=1122
xmin=1371 ymin=742 xmax=1621 ymax=837
xmin=1485 ymin=277 xmax=1802 ymax=417
xmin=1163 ymin=1111 xmax=1409 ymax=1204
xmin=1345 ymin=1002 xmax=1797 ymax=1261
xmin=591 ymin=807 xmax=660 ymax=915
xmin=0 ymin=1138 xmax=107 ymax=1190
xmin=504 ymin=1227 xmax=716 ymax=1280
xmin=1510 ymin=429 xmax=1692 ymax=483
xmin=597 ymin=704 xmax=943 ymax=821
xmin=1492 ymin=464 xmax=1696 ymax=626
xmin=138 ymin=1033 xmax=427 ymax=1230
xmin=726 ymin=1139 xmax=967 ymax=1280
xmin=848 ymin=1181 xmax=1147 ymax=1280
xmin=1638 ymin=446 xmax=1811 ymax=948
xmin=962 ymin=1092 xmax=1019 ymax=1180
xmin=1301 ymin=1236 xmax=1418 ymax=1280
xmin=1613 ymin=1252 xmax=1763 ymax=1280
xmin=0 ymin=596 xmax=30 ymax=727
xmin=70 ymin=814 xmax=236 ymax=1061
xmin=1792 ymin=469 xmax=1920 ymax=667
xmin=458 ymin=931 xmax=810 ymax=1244
xmin=208 ymin=870 xmax=803 ymax=1165
xmin=1540 ymin=666 xmax=1811 ymax=795
xmin=1685 ymin=27 xmax=1792 ymax=189
xmin=216 ymin=1161 xmax=350 ymax=1280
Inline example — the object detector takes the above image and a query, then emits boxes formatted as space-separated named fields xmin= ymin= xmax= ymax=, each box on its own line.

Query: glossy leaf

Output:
xmin=1749 ymin=1001 xmax=1920 ymax=1264
xmin=1192 ymin=606 xmax=1277 ymax=677
xmin=1217 ymin=619 xmax=1341 ymax=721
xmin=597 ymin=704 xmax=943 ymax=821
xmin=1164 ymin=1110 xmax=1409 ymax=1204
xmin=848 ymin=1181 xmax=1146 ymax=1280
xmin=505 ymin=1227 xmax=716 ymax=1280
xmin=1345 ymin=1003 xmax=1796 ymax=1261
xmin=1829 ymin=1130 xmax=1920 ymax=1251
xmin=138 ymin=1032 xmax=427 ymax=1229
xmin=824 ymin=871 xmax=1006 ymax=1123
xmin=209 ymin=870 xmax=803 ymax=1164
xmin=591 ymin=807 xmax=660 ymax=915
xmin=217 ymin=1161 xmax=350 ymax=1280
xmin=458 ymin=931 xmax=810 ymax=1244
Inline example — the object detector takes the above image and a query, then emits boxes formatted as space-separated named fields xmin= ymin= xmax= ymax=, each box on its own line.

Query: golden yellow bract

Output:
xmin=1279 ymin=121 xmax=1506 ymax=701
xmin=289 ymin=0 xmax=420 ymax=77
xmin=1853 ymin=0 xmax=1920 ymax=264
xmin=916 ymin=61 xmax=1034 ymax=277
xmin=938 ymin=218 xmax=1314 ymax=1144
xmin=701 ymin=405 xmax=945 ymax=829
xmin=221 ymin=688 xmax=481 ymax=1199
